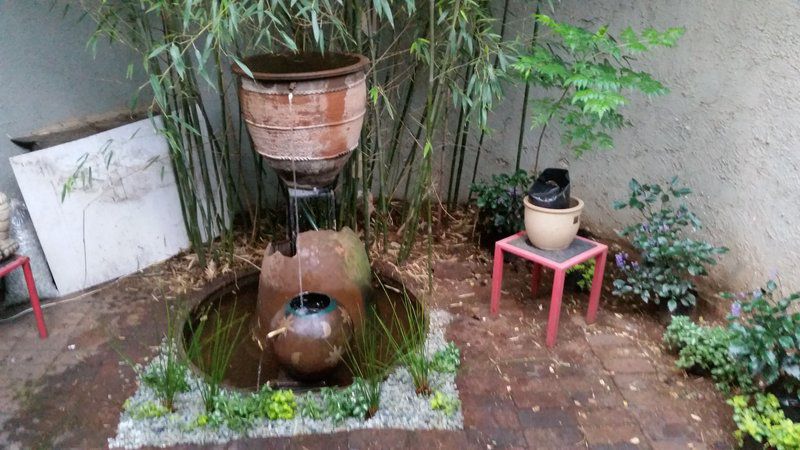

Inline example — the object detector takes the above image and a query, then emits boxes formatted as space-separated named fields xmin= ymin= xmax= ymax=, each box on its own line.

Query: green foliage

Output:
xmin=320 ymin=378 xmax=375 ymax=423
xmin=430 ymin=342 xmax=461 ymax=374
xmin=375 ymin=283 xmax=432 ymax=395
xmin=141 ymin=353 xmax=189 ymax=411
xmin=430 ymin=391 xmax=460 ymax=417
xmin=612 ymin=177 xmax=728 ymax=312
xmin=134 ymin=305 xmax=189 ymax=411
xmin=200 ymin=386 xmax=296 ymax=431
xmin=566 ymin=259 xmax=595 ymax=291
xmin=265 ymin=389 xmax=297 ymax=420
xmin=729 ymin=394 xmax=800 ymax=450
xmin=663 ymin=317 xmax=751 ymax=392
xmin=186 ymin=304 xmax=247 ymax=413
xmin=124 ymin=399 xmax=170 ymax=420
xmin=341 ymin=301 xmax=391 ymax=417
xmin=727 ymin=280 xmax=800 ymax=395
xmin=513 ymin=15 xmax=684 ymax=156
xmin=470 ymin=170 xmax=535 ymax=238
xmin=299 ymin=397 xmax=324 ymax=420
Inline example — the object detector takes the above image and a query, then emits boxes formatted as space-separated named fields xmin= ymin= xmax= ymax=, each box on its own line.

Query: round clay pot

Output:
xmin=523 ymin=196 xmax=584 ymax=250
xmin=270 ymin=292 xmax=353 ymax=380
xmin=233 ymin=52 xmax=369 ymax=190
xmin=253 ymin=227 xmax=371 ymax=348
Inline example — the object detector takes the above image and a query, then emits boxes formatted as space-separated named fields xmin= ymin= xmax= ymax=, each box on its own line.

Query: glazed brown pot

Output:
xmin=233 ymin=52 xmax=370 ymax=189
xmin=269 ymin=292 xmax=353 ymax=380
xmin=252 ymin=227 xmax=371 ymax=349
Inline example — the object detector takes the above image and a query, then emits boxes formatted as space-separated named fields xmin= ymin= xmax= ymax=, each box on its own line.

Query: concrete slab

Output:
xmin=10 ymin=117 xmax=189 ymax=294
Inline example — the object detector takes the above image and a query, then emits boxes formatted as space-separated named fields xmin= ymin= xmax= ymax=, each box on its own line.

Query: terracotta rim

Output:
xmin=232 ymin=52 xmax=370 ymax=81
xmin=523 ymin=196 xmax=584 ymax=214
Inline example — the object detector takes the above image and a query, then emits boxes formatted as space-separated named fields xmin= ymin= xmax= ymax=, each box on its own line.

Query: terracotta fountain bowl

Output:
xmin=253 ymin=227 xmax=371 ymax=348
xmin=269 ymin=292 xmax=353 ymax=380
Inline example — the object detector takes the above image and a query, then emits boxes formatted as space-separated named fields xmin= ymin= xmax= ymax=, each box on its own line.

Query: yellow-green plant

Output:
xmin=729 ymin=394 xmax=800 ymax=450
xmin=430 ymin=391 xmax=460 ymax=416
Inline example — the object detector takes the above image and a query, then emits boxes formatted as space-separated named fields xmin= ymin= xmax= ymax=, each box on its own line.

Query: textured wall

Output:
xmin=0 ymin=1 xmax=145 ymax=198
xmin=467 ymin=0 xmax=800 ymax=293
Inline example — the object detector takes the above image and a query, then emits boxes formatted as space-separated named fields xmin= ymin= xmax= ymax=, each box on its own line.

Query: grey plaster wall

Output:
xmin=467 ymin=0 xmax=800 ymax=293
xmin=0 ymin=0 xmax=145 ymax=198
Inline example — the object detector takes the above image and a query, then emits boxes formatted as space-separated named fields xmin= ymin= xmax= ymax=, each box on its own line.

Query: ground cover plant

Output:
xmin=729 ymin=394 xmax=800 ymax=450
xmin=612 ymin=177 xmax=728 ymax=312
xmin=663 ymin=316 xmax=751 ymax=392
xmin=726 ymin=279 xmax=800 ymax=396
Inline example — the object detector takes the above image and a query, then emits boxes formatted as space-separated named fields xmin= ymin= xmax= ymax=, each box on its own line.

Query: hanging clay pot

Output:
xmin=269 ymin=292 xmax=353 ymax=380
xmin=233 ymin=52 xmax=369 ymax=190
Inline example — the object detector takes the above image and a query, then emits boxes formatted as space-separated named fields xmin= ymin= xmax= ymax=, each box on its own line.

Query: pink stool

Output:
xmin=0 ymin=255 xmax=48 ymax=339
xmin=490 ymin=231 xmax=607 ymax=347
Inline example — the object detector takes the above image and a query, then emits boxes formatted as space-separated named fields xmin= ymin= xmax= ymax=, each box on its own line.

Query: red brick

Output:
xmin=523 ymin=427 xmax=585 ymax=449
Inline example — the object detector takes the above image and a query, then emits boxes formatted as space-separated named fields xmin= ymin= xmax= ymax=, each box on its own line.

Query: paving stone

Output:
xmin=651 ymin=442 xmax=708 ymax=450
xmin=511 ymin=390 xmax=569 ymax=409
xmin=347 ymin=429 xmax=411 ymax=449
xmin=517 ymin=407 xmax=579 ymax=428
xmin=601 ymin=357 xmax=656 ymax=374
xmin=523 ymin=426 xmax=585 ymax=449
xmin=586 ymin=333 xmax=636 ymax=348
xmin=582 ymin=423 xmax=645 ymax=447
xmin=466 ymin=426 xmax=527 ymax=449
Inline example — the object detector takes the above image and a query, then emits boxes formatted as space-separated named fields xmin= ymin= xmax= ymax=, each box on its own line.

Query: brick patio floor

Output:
xmin=0 ymin=241 xmax=735 ymax=449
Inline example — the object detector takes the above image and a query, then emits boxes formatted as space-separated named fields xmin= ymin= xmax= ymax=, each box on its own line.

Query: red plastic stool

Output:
xmin=490 ymin=231 xmax=607 ymax=347
xmin=1 ymin=255 xmax=48 ymax=339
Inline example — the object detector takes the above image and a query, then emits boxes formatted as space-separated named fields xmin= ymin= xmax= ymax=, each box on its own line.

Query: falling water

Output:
xmin=291 ymin=161 xmax=304 ymax=306
xmin=256 ymin=351 xmax=263 ymax=389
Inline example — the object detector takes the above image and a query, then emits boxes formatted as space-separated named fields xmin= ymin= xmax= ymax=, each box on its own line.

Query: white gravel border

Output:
xmin=109 ymin=309 xmax=462 ymax=448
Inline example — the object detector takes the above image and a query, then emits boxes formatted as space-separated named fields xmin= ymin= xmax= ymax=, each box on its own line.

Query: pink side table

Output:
xmin=0 ymin=255 xmax=48 ymax=339
xmin=490 ymin=231 xmax=607 ymax=347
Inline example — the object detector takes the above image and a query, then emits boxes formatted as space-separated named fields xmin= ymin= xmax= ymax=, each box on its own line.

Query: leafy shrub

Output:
xmin=320 ymin=378 xmax=374 ymax=423
xmin=729 ymin=394 xmax=800 ymax=450
xmin=430 ymin=391 xmax=460 ymax=417
xmin=566 ymin=259 xmax=595 ymax=291
xmin=265 ymin=389 xmax=297 ymax=420
xmin=663 ymin=316 xmax=751 ymax=392
xmin=196 ymin=386 xmax=296 ymax=431
xmin=612 ymin=178 xmax=728 ymax=312
xmin=727 ymin=279 xmax=800 ymax=395
xmin=431 ymin=342 xmax=461 ymax=374
xmin=513 ymin=15 xmax=684 ymax=156
xmin=470 ymin=170 xmax=534 ymax=238
xmin=299 ymin=397 xmax=324 ymax=420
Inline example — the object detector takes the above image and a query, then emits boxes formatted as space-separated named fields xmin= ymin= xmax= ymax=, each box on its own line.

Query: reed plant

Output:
xmin=186 ymin=303 xmax=247 ymax=413
xmin=115 ymin=303 xmax=189 ymax=412
xmin=374 ymin=281 xmax=431 ymax=395
xmin=340 ymin=303 xmax=390 ymax=418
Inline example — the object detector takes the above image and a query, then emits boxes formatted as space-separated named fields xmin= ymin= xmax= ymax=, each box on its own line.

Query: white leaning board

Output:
xmin=10 ymin=117 xmax=190 ymax=295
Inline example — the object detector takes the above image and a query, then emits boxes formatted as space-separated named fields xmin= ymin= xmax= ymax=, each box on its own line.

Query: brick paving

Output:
xmin=0 ymin=244 xmax=735 ymax=449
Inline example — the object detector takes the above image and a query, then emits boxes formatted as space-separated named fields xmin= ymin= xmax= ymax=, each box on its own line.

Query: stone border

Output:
xmin=108 ymin=309 xmax=462 ymax=449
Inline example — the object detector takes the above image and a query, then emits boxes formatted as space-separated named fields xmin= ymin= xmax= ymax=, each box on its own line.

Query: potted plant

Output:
xmin=727 ymin=279 xmax=800 ymax=422
xmin=521 ymin=168 xmax=584 ymax=250
xmin=612 ymin=177 xmax=728 ymax=314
